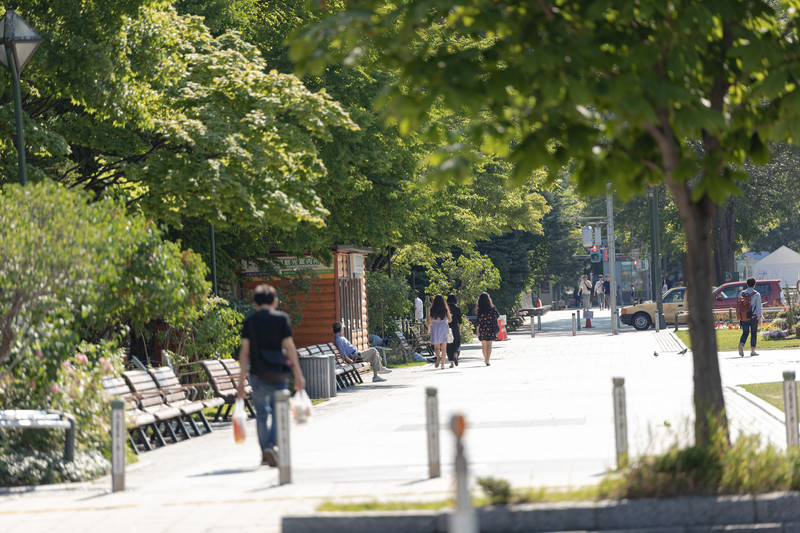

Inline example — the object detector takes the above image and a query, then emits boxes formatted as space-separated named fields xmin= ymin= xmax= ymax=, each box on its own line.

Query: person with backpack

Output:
xmin=237 ymin=284 xmax=306 ymax=467
xmin=737 ymin=277 xmax=762 ymax=357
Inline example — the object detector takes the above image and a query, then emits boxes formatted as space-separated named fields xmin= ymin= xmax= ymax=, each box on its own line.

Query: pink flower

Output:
xmin=75 ymin=353 xmax=89 ymax=365
xmin=49 ymin=383 xmax=59 ymax=394
xmin=98 ymin=357 xmax=114 ymax=374
xmin=35 ymin=350 xmax=43 ymax=359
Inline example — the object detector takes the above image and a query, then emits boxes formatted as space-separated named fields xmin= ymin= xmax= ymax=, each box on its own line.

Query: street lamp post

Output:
xmin=647 ymin=186 xmax=664 ymax=328
xmin=1 ymin=7 xmax=42 ymax=186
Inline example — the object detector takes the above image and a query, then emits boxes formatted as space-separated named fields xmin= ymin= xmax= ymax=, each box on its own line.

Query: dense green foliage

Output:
xmin=291 ymin=0 xmax=800 ymax=445
xmin=366 ymin=272 xmax=413 ymax=337
xmin=0 ymin=182 xmax=223 ymax=485
xmin=425 ymin=253 xmax=501 ymax=310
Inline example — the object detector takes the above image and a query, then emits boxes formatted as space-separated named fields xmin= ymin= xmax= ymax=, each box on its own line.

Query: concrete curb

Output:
xmin=283 ymin=492 xmax=800 ymax=533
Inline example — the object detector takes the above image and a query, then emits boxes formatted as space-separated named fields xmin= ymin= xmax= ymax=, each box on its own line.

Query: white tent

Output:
xmin=751 ymin=246 xmax=800 ymax=288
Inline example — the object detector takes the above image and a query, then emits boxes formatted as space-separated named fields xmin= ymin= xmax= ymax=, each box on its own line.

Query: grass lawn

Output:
xmin=675 ymin=329 xmax=800 ymax=351
xmin=740 ymin=382 xmax=789 ymax=413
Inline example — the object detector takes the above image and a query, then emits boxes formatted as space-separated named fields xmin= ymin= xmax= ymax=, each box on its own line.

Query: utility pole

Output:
xmin=607 ymin=184 xmax=618 ymax=335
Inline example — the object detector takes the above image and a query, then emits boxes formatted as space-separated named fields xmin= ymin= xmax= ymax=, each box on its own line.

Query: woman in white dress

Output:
xmin=427 ymin=294 xmax=452 ymax=369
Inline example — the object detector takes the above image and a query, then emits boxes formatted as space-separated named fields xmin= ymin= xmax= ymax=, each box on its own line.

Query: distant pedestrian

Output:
xmin=414 ymin=292 xmax=424 ymax=323
xmin=476 ymin=292 xmax=500 ymax=366
xmin=578 ymin=275 xmax=592 ymax=311
xmin=737 ymin=277 xmax=762 ymax=357
xmin=629 ymin=284 xmax=636 ymax=304
xmin=428 ymin=294 xmax=452 ymax=369
xmin=573 ymin=286 xmax=579 ymax=308
xmin=664 ymin=274 xmax=673 ymax=291
xmin=594 ymin=276 xmax=605 ymax=309
xmin=237 ymin=284 xmax=306 ymax=467
xmin=603 ymin=275 xmax=611 ymax=310
xmin=446 ymin=294 xmax=463 ymax=367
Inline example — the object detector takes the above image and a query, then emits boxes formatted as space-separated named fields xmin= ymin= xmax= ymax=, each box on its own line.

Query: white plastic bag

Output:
xmin=232 ymin=398 xmax=246 ymax=444
xmin=290 ymin=390 xmax=313 ymax=424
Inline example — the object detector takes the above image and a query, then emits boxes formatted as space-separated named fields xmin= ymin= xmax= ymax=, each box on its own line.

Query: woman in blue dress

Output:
xmin=427 ymin=294 xmax=452 ymax=369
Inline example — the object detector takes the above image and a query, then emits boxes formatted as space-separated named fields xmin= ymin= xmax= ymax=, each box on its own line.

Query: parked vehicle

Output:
xmin=620 ymin=287 xmax=689 ymax=330
xmin=712 ymin=279 xmax=785 ymax=310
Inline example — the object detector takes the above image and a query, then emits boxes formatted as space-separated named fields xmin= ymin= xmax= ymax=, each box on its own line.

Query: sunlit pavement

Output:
xmin=1 ymin=308 xmax=797 ymax=533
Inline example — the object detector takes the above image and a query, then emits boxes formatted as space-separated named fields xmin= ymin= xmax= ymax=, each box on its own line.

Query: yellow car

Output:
xmin=620 ymin=287 xmax=689 ymax=330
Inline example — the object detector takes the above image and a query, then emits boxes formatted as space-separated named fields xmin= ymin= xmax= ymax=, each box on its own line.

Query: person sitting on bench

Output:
xmin=333 ymin=322 xmax=392 ymax=383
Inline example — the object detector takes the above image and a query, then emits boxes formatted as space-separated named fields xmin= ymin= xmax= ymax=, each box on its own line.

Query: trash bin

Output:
xmin=298 ymin=354 xmax=335 ymax=400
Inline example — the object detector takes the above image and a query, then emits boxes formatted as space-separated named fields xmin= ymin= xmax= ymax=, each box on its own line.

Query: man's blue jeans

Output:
xmin=249 ymin=375 xmax=289 ymax=452
xmin=739 ymin=318 xmax=758 ymax=348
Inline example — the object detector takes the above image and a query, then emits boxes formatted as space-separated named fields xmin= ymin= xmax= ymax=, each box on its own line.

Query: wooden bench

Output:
xmin=296 ymin=343 xmax=371 ymax=390
xmin=200 ymin=358 xmax=255 ymax=421
xmin=148 ymin=367 xmax=218 ymax=436
xmin=102 ymin=375 xmax=167 ymax=453
xmin=122 ymin=369 xmax=191 ymax=442
xmin=409 ymin=325 xmax=435 ymax=357
xmin=327 ymin=342 xmax=372 ymax=382
xmin=0 ymin=410 xmax=76 ymax=461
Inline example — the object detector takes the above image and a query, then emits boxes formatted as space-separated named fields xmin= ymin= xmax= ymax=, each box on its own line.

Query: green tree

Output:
xmin=2 ymin=3 xmax=355 ymax=232
xmin=291 ymin=0 xmax=800 ymax=444
xmin=425 ymin=253 xmax=500 ymax=309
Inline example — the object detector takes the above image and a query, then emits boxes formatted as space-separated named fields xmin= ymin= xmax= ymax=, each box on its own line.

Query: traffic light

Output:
xmin=590 ymin=245 xmax=601 ymax=263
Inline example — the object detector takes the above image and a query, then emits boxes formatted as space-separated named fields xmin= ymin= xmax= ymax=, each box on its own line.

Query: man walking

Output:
xmin=414 ymin=292 xmax=424 ymax=324
xmin=737 ymin=277 xmax=762 ymax=357
xmin=334 ymin=322 xmax=392 ymax=382
xmin=603 ymin=275 xmax=611 ymax=310
xmin=578 ymin=275 xmax=592 ymax=311
xmin=237 ymin=284 xmax=306 ymax=467
xmin=594 ymin=276 xmax=605 ymax=310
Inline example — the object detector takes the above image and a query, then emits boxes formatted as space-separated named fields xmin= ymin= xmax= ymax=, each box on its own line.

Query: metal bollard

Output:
xmin=275 ymin=390 xmax=292 ymax=484
xmin=675 ymin=313 xmax=680 ymax=332
xmin=426 ymin=388 xmax=441 ymax=478
xmin=537 ymin=313 xmax=542 ymax=331
xmin=577 ymin=309 xmax=581 ymax=330
xmin=655 ymin=311 xmax=660 ymax=332
xmin=612 ymin=377 xmax=628 ymax=468
xmin=111 ymin=399 xmax=125 ymax=492
xmin=449 ymin=414 xmax=477 ymax=533
xmin=572 ymin=313 xmax=577 ymax=336
xmin=784 ymin=372 xmax=799 ymax=448
xmin=530 ymin=315 xmax=535 ymax=338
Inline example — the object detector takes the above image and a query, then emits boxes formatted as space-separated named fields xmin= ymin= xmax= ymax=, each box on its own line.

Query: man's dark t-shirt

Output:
xmin=241 ymin=309 xmax=293 ymax=383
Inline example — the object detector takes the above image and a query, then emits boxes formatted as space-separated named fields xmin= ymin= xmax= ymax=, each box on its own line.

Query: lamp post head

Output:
xmin=0 ymin=7 xmax=42 ymax=75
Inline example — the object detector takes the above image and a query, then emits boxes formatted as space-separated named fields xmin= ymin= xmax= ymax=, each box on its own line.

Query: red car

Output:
xmin=712 ymin=279 xmax=785 ymax=310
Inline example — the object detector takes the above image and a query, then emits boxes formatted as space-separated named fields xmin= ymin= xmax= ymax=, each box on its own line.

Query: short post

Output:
xmin=63 ymin=413 xmax=76 ymax=462
xmin=537 ymin=313 xmax=542 ymax=331
xmin=577 ymin=309 xmax=581 ymax=330
xmin=675 ymin=313 xmax=680 ymax=332
xmin=783 ymin=372 xmax=799 ymax=448
xmin=426 ymin=387 xmax=441 ymax=478
xmin=572 ymin=313 xmax=577 ymax=336
xmin=275 ymin=390 xmax=292 ymax=484
xmin=530 ymin=315 xmax=535 ymax=338
xmin=111 ymin=399 xmax=125 ymax=492
xmin=449 ymin=414 xmax=478 ymax=533
xmin=612 ymin=377 xmax=628 ymax=468
xmin=654 ymin=311 xmax=660 ymax=332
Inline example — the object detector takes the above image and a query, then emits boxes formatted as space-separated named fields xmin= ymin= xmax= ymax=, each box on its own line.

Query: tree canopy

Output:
xmin=1 ymin=2 xmax=355 ymax=230
xmin=291 ymin=0 xmax=800 ymax=445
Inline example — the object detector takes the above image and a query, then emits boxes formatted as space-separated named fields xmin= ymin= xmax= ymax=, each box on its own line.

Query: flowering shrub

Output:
xmin=762 ymin=330 xmax=789 ymax=341
xmin=0 ymin=341 xmax=123 ymax=486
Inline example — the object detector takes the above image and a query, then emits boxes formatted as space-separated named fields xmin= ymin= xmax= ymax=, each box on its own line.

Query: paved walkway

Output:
xmin=2 ymin=309 xmax=799 ymax=533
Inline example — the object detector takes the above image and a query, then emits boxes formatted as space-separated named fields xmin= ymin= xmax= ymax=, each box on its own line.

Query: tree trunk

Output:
xmin=667 ymin=180 xmax=727 ymax=446
xmin=714 ymin=202 xmax=737 ymax=284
